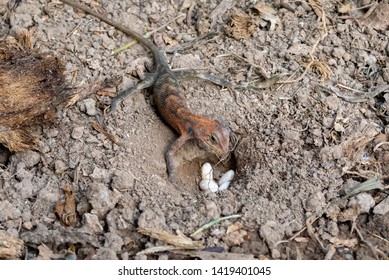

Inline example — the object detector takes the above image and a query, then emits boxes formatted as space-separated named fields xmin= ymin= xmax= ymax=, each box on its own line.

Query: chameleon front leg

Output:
xmin=110 ymin=74 xmax=156 ymax=112
xmin=172 ymin=69 xmax=233 ymax=88
xmin=165 ymin=133 xmax=191 ymax=182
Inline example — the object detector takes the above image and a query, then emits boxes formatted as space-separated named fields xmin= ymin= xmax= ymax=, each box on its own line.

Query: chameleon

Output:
xmin=59 ymin=0 xmax=232 ymax=182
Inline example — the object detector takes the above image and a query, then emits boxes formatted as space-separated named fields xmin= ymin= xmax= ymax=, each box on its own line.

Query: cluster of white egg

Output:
xmin=199 ymin=163 xmax=235 ymax=192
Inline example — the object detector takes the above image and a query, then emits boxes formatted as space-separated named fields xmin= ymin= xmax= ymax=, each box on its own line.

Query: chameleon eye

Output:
xmin=210 ymin=134 xmax=218 ymax=144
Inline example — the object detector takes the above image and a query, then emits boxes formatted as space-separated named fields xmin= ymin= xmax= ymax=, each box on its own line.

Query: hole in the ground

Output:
xmin=174 ymin=143 xmax=237 ymax=192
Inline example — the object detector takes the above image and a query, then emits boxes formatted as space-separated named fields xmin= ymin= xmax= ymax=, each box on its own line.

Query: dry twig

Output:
xmin=112 ymin=14 xmax=185 ymax=55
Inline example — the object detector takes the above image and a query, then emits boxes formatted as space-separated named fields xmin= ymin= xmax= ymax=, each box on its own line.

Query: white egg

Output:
xmin=218 ymin=170 xmax=235 ymax=190
xmin=199 ymin=179 xmax=209 ymax=191
xmin=208 ymin=180 xmax=219 ymax=192
xmin=199 ymin=179 xmax=219 ymax=192
xmin=201 ymin=162 xmax=213 ymax=180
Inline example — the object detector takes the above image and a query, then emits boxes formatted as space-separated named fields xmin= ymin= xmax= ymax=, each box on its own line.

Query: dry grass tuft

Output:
xmin=0 ymin=43 xmax=70 ymax=151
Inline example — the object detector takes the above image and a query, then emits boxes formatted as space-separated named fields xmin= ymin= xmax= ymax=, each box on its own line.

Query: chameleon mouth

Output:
xmin=229 ymin=131 xmax=239 ymax=153
xmin=215 ymin=131 xmax=239 ymax=164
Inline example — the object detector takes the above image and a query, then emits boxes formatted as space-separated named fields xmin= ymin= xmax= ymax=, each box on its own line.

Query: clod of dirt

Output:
xmin=259 ymin=221 xmax=284 ymax=259
xmin=0 ymin=200 xmax=21 ymax=222
xmin=103 ymin=232 xmax=124 ymax=252
xmin=138 ymin=208 xmax=167 ymax=230
xmin=87 ymin=183 xmax=121 ymax=218
xmin=93 ymin=248 xmax=118 ymax=260
xmin=348 ymin=193 xmax=375 ymax=214
xmin=305 ymin=191 xmax=326 ymax=214
xmin=81 ymin=213 xmax=104 ymax=235
xmin=0 ymin=42 xmax=70 ymax=151
xmin=111 ymin=170 xmax=135 ymax=192
xmin=373 ymin=197 xmax=389 ymax=215
xmin=223 ymin=229 xmax=248 ymax=246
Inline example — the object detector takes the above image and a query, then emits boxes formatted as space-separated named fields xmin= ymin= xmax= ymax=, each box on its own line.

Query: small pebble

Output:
xmin=71 ymin=126 xmax=84 ymax=140
xmin=54 ymin=160 xmax=68 ymax=174
xmin=83 ymin=98 xmax=97 ymax=116
xmin=373 ymin=196 xmax=389 ymax=215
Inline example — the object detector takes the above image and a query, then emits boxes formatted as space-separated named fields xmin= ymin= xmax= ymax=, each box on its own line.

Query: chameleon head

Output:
xmin=194 ymin=119 xmax=230 ymax=156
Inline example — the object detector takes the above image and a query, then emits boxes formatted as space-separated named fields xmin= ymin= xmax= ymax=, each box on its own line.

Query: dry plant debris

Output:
xmin=344 ymin=177 xmax=384 ymax=198
xmin=137 ymin=227 xmax=204 ymax=250
xmin=317 ymin=84 xmax=389 ymax=103
xmin=338 ymin=3 xmax=352 ymax=14
xmin=226 ymin=11 xmax=256 ymax=40
xmin=191 ymin=214 xmax=242 ymax=237
xmin=252 ymin=2 xmax=281 ymax=31
xmin=227 ymin=2 xmax=281 ymax=40
xmin=55 ymin=186 xmax=77 ymax=227
xmin=0 ymin=231 xmax=24 ymax=259
xmin=0 ymin=42 xmax=70 ymax=151
xmin=360 ymin=3 xmax=389 ymax=31
xmin=91 ymin=121 xmax=122 ymax=146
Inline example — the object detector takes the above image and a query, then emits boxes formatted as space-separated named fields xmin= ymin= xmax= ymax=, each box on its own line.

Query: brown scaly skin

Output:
xmin=60 ymin=0 xmax=230 ymax=182
xmin=153 ymin=71 xmax=230 ymax=181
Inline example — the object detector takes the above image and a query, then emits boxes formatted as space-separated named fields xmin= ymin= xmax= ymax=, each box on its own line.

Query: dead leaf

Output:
xmin=338 ymin=205 xmax=360 ymax=222
xmin=55 ymin=186 xmax=77 ymax=227
xmin=328 ymin=237 xmax=358 ymax=248
xmin=294 ymin=237 xmax=310 ymax=243
xmin=307 ymin=0 xmax=324 ymax=19
xmin=162 ymin=35 xmax=179 ymax=47
xmin=37 ymin=244 xmax=54 ymax=260
xmin=137 ymin=227 xmax=204 ymax=250
xmin=226 ymin=221 xmax=243 ymax=234
xmin=338 ymin=3 xmax=352 ymax=14
xmin=252 ymin=2 xmax=280 ymax=31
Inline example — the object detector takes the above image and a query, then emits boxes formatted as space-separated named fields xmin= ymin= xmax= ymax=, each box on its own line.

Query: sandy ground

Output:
xmin=0 ymin=0 xmax=388 ymax=260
